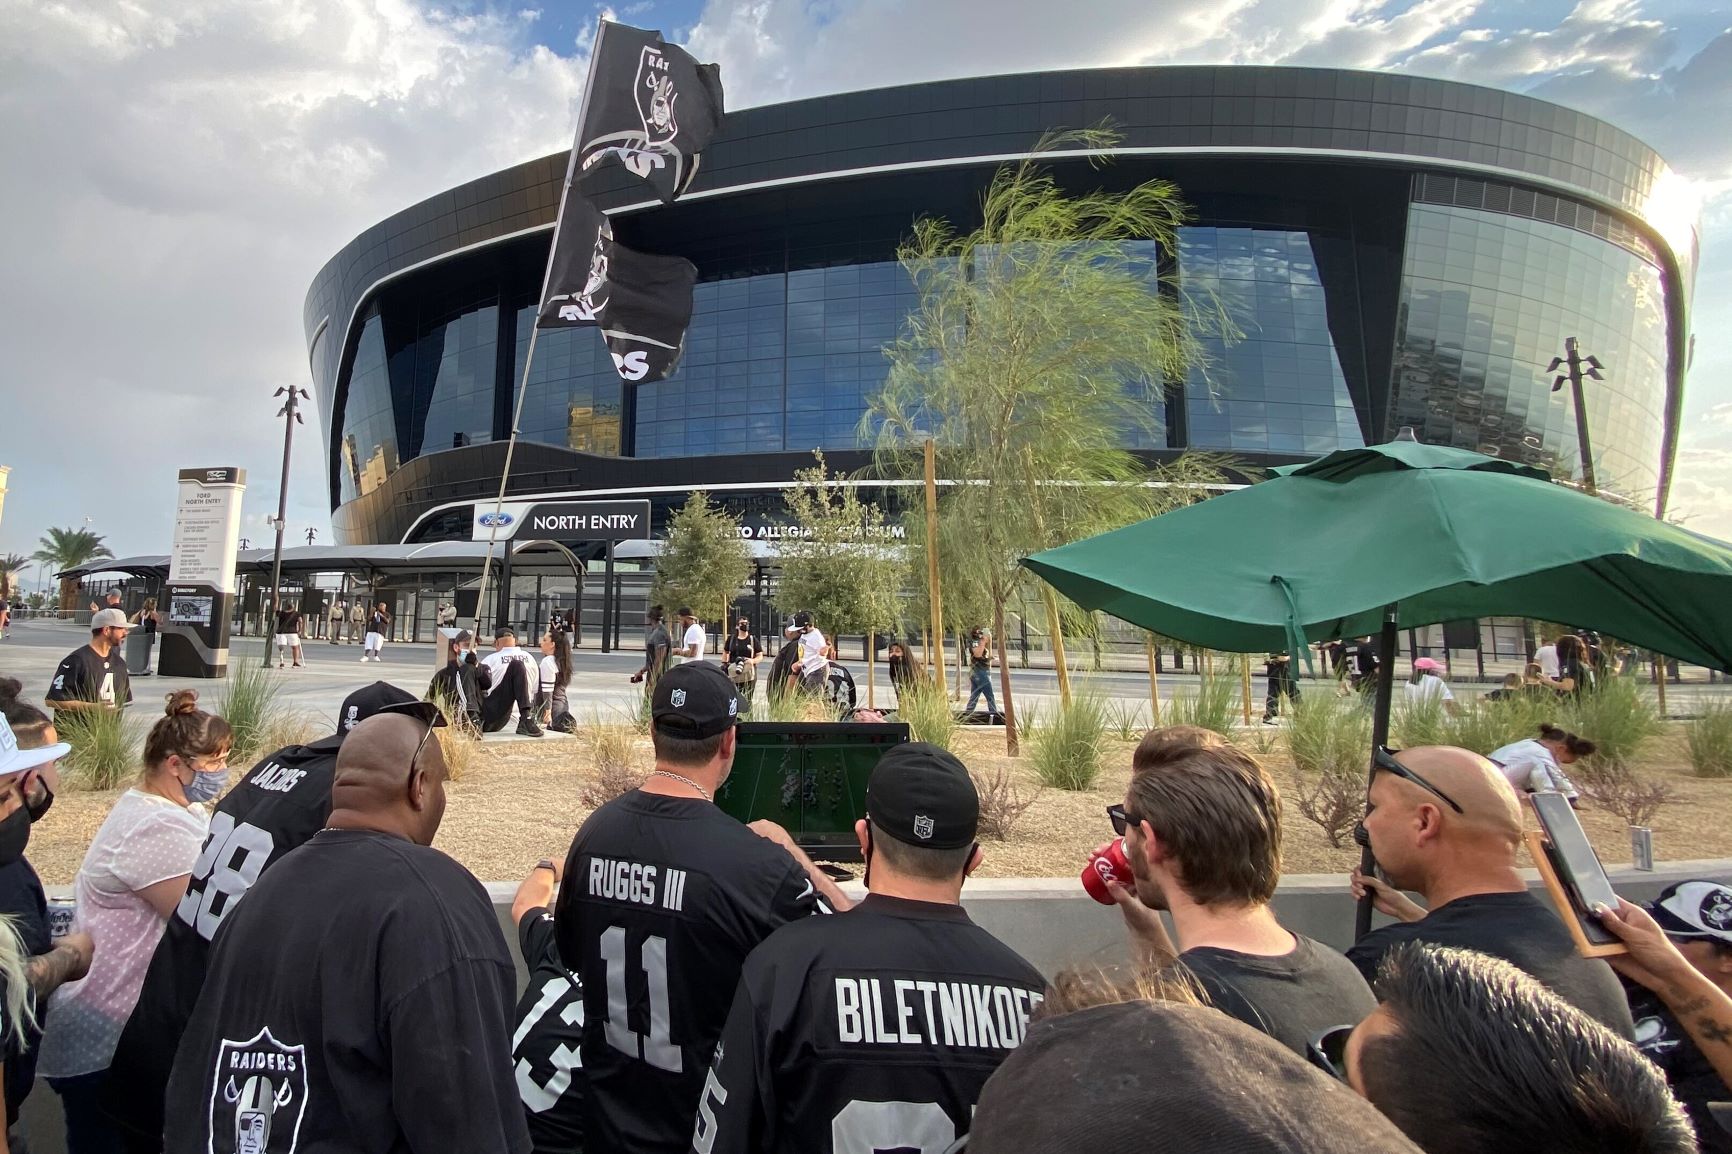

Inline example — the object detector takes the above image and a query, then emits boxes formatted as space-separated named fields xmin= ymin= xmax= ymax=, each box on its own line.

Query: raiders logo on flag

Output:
xmin=538 ymin=183 xmax=696 ymax=384
xmin=569 ymin=21 xmax=724 ymax=204
xmin=207 ymin=1028 xmax=308 ymax=1154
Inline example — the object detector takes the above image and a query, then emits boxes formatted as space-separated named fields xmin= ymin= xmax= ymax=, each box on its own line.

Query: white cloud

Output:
xmin=0 ymin=0 xmax=590 ymax=557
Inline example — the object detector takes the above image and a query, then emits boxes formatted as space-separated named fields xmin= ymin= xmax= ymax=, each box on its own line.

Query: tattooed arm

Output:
xmin=1598 ymin=899 xmax=1732 ymax=1087
xmin=26 ymin=932 xmax=92 ymax=1000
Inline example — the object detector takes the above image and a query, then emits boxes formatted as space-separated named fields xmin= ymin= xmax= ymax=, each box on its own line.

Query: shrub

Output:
xmin=1285 ymin=694 xmax=1373 ymax=849
xmin=1391 ymin=693 xmax=1446 ymax=749
xmin=1029 ymin=692 xmax=1109 ymax=791
xmin=1687 ymin=700 xmax=1732 ymax=778
xmin=1107 ymin=699 xmax=1147 ymax=742
xmin=1168 ymin=660 xmax=1238 ymax=738
xmin=896 ymin=682 xmax=958 ymax=751
xmin=1561 ymin=674 xmax=1664 ymax=770
xmin=436 ymin=716 xmax=483 ymax=782
xmin=1442 ymin=694 xmax=1553 ymax=757
xmin=972 ymin=764 xmax=1042 ymax=840
xmin=248 ymin=711 xmax=322 ymax=767
xmin=580 ymin=716 xmax=646 ymax=810
xmin=1017 ymin=701 xmax=1044 ymax=742
xmin=59 ymin=707 xmax=139 ymax=790
xmin=217 ymin=663 xmax=282 ymax=763
xmin=1575 ymin=760 xmax=1673 ymax=828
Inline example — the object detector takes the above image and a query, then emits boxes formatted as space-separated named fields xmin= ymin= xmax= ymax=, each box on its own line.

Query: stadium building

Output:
xmin=305 ymin=65 xmax=1697 ymax=549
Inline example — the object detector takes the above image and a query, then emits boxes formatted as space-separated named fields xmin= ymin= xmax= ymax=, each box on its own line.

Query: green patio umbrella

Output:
xmin=1021 ymin=437 xmax=1732 ymax=937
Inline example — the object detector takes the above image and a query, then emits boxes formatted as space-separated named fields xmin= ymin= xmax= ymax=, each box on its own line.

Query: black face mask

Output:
xmin=25 ymin=777 xmax=53 ymax=823
xmin=0 ymin=806 xmax=31 ymax=868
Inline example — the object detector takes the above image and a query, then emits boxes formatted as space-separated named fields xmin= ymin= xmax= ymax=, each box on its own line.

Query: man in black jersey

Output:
xmin=164 ymin=702 xmax=529 ymax=1154
xmin=107 ymin=681 xmax=422 ymax=1150
xmin=44 ymin=607 xmax=134 ymax=715
xmin=557 ymin=661 xmax=852 ymax=1154
xmin=510 ymin=857 xmax=586 ymax=1154
xmin=691 ymin=743 xmax=1044 ymax=1154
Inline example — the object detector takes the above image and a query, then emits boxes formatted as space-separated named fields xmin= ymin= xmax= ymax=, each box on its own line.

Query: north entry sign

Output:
xmin=471 ymin=499 xmax=652 ymax=542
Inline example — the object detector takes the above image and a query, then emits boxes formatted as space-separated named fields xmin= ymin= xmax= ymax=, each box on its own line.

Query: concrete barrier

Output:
xmin=21 ymin=859 xmax=1732 ymax=1152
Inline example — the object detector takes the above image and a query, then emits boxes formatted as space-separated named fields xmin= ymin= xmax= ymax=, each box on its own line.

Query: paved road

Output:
xmin=3 ymin=618 xmax=1723 ymax=734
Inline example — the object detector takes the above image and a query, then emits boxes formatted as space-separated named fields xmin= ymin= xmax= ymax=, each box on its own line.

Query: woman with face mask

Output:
xmin=38 ymin=689 xmax=227 ymax=1153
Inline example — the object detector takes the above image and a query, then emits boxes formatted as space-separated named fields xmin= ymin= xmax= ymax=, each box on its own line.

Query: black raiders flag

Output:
xmin=572 ymin=20 xmax=723 ymax=204
xmin=537 ymin=183 xmax=697 ymax=384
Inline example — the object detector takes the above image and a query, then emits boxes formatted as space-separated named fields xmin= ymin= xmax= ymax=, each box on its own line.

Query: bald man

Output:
xmin=162 ymin=704 xmax=532 ymax=1154
xmin=1348 ymin=745 xmax=1635 ymax=1038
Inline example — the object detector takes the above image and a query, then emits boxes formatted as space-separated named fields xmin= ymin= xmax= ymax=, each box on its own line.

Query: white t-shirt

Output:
xmin=798 ymin=627 xmax=829 ymax=676
xmin=539 ymin=653 xmax=559 ymax=695
xmin=39 ymin=789 xmax=208 ymax=1078
xmin=1490 ymin=738 xmax=1578 ymax=798
xmin=682 ymin=622 xmax=706 ymax=660
xmin=1534 ymin=644 xmax=1560 ymax=680
xmin=481 ymin=646 xmax=539 ymax=690
xmin=1403 ymin=675 xmax=1454 ymax=706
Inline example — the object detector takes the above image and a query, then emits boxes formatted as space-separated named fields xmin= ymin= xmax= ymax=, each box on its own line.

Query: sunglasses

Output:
xmin=1307 ymin=1024 xmax=1354 ymax=1082
xmin=1106 ymin=803 xmax=1143 ymax=837
xmin=408 ymin=719 xmax=437 ymax=779
xmin=1371 ymin=745 xmax=1463 ymax=814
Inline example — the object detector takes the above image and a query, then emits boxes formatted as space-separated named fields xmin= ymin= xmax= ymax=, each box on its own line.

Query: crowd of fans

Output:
xmin=0 ymin=611 xmax=1727 ymax=1154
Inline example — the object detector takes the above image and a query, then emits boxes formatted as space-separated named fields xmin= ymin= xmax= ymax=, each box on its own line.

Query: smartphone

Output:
xmin=1530 ymin=792 xmax=1620 ymax=947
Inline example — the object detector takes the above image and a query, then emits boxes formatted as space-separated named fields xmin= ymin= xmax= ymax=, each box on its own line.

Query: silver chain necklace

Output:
xmin=651 ymin=769 xmax=711 ymax=801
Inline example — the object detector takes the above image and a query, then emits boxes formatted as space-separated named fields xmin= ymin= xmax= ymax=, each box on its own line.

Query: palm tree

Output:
xmin=33 ymin=528 xmax=114 ymax=611
xmin=0 ymin=554 xmax=28 ymax=603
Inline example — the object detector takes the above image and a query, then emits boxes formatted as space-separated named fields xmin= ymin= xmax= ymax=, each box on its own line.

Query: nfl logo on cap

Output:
xmin=912 ymin=814 xmax=934 ymax=841
xmin=671 ymin=689 xmax=687 ymax=708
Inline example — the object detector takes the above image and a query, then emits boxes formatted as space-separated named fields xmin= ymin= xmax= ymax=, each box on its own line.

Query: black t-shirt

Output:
xmin=556 ymin=792 xmax=829 ymax=1154
xmin=45 ymin=642 xmax=131 ymax=709
xmin=513 ymin=907 xmax=587 ymax=1154
xmin=109 ymin=737 xmax=341 ymax=1141
xmin=163 ymin=829 xmax=529 ymax=1154
xmin=370 ymin=609 xmax=390 ymax=634
xmin=693 ymin=893 xmax=1045 ymax=1154
xmin=1627 ymin=979 xmax=1732 ymax=1153
xmin=970 ymin=638 xmax=989 ymax=671
xmin=723 ymin=636 xmax=757 ymax=665
xmin=0 ymin=857 xmax=48 ymax=1124
xmin=275 ymin=609 xmax=302 ymax=635
xmin=1346 ymin=890 xmax=1636 ymax=1038
xmin=1179 ymin=935 xmax=1376 ymax=1057
xmin=645 ymin=624 xmax=671 ymax=676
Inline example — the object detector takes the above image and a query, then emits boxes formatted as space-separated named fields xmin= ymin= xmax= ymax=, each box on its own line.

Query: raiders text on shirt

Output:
xmin=834 ymin=978 xmax=1042 ymax=1050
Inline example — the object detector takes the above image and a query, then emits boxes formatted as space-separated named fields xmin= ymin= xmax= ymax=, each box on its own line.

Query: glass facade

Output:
xmin=1181 ymin=227 xmax=1364 ymax=455
xmin=512 ymin=309 xmax=623 ymax=456
xmin=1390 ymin=204 xmax=1668 ymax=497
xmin=337 ymin=312 xmax=398 ymax=503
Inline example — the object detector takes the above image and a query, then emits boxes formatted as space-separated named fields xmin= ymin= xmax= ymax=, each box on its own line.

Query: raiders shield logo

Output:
xmin=635 ymin=45 xmax=678 ymax=144
xmin=1701 ymin=888 xmax=1732 ymax=932
xmin=208 ymin=1028 xmax=308 ymax=1154
xmin=557 ymin=225 xmax=612 ymax=322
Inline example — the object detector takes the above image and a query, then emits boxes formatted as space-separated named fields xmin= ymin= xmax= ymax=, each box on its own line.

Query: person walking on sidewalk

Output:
xmin=965 ymin=627 xmax=997 ymax=718
xmin=274 ymin=604 xmax=305 ymax=669
xmin=1262 ymin=651 xmax=1300 ymax=724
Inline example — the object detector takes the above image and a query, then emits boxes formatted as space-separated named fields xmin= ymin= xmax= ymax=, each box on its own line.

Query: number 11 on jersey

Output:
xmin=599 ymin=926 xmax=681 ymax=1072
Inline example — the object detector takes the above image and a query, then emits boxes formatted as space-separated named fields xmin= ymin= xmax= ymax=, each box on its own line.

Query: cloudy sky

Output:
xmin=1 ymin=0 xmax=1729 ymax=572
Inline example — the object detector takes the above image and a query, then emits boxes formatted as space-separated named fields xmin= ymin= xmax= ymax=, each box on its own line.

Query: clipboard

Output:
xmin=1524 ymin=831 xmax=1627 ymax=959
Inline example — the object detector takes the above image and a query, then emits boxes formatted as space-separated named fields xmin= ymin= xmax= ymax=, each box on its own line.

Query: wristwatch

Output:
xmin=534 ymin=858 xmax=558 ymax=875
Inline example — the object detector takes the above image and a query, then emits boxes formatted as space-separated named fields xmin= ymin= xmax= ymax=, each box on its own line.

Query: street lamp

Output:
xmin=265 ymin=386 xmax=309 ymax=667
xmin=1547 ymin=337 xmax=1604 ymax=495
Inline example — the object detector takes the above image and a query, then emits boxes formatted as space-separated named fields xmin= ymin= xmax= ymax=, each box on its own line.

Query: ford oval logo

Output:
xmin=478 ymin=512 xmax=515 ymax=528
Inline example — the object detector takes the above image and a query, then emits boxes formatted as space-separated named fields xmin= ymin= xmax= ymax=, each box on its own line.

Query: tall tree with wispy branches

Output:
xmin=863 ymin=127 xmax=1234 ymax=754
xmin=34 ymin=527 xmax=114 ymax=610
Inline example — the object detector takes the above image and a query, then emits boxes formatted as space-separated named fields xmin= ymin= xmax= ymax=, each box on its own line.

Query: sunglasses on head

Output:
xmin=1307 ymin=1024 xmax=1354 ymax=1082
xmin=1106 ymin=803 xmax=1143 ymax=837
xmin=1372 ymin=745 xmax=1463 ymax=813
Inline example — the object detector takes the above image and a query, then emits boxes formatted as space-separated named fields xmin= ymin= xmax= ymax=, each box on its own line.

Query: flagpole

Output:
xmin=472 ymin=15 xmax=612 ymax=638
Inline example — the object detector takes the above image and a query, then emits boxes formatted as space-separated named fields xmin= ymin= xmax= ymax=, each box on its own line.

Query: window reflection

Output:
xmin=1390 ymin=205 xmax=1666 ymax=498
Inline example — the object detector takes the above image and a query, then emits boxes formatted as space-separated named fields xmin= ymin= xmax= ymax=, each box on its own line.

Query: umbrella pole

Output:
xmin=1355 ymin=604 xmax=1401 ymax=941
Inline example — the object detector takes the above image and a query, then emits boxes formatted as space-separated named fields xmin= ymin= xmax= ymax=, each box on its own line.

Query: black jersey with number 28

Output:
xmin=692 ymin=893 xmax=1045 ymax=1154
xmin=513 ymin=907 xmax=587 ymax=1154
xmin=555 ymin=792 xmax=829 ymax=1154
xmin=104 ymin=736 xmax=341 ymax=1141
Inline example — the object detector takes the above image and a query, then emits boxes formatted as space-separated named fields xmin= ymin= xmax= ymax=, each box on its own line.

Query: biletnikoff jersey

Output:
xmin=556 ymin=792 xmax=829 ymax=1154
xmin=105 ymin=736 xmax=340 ymax=1141
xmin=691 ymin=893 xmax=1045 ymax=1154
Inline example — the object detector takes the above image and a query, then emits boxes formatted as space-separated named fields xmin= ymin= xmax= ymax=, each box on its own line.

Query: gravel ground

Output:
xmin=26 ymin=725 xmax=1731 ymax=885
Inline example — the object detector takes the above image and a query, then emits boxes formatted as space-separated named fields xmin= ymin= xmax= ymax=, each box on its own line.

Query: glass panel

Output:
xmin=336 ymin=311 xmax=399 ymax=503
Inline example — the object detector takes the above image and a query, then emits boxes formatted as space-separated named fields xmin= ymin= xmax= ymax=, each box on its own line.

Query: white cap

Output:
xmin=0 ymin=715 xmax=70 ymax=778
xmin=91 ymin=608 xmax=134 ymax=631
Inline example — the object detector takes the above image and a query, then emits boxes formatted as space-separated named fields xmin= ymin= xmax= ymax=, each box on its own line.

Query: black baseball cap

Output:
xmin=1647 ymin=881 xmax=1732 ymax=946
xmin=494 ymin=627 xmax=516 ymax=640
xmin=866 ymin=742 xmax=978 ymax=849
xmin=336 ymin=682 xmax=421 ymax=736
xmin=794 ymin=611 xmax=812 ymax=628
xmin=652 ymin=662 xmax=741 ymax=739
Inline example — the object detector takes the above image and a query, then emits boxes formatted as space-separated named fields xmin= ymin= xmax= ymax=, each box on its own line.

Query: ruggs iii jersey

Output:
xmin=556 ymin=791 xmax=829 ymax=1154
xmin=692 ymin=893 xmax=1045 ymax=1154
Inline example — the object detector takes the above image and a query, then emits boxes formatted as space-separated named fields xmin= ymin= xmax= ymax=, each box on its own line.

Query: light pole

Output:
xmin=265 ymin=386 xmax=309 ymax=667
xmin=305 ymin=527 xmax=317 ymax=547
xmin=1547 ymin=337 xmax=1604 ymax=496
